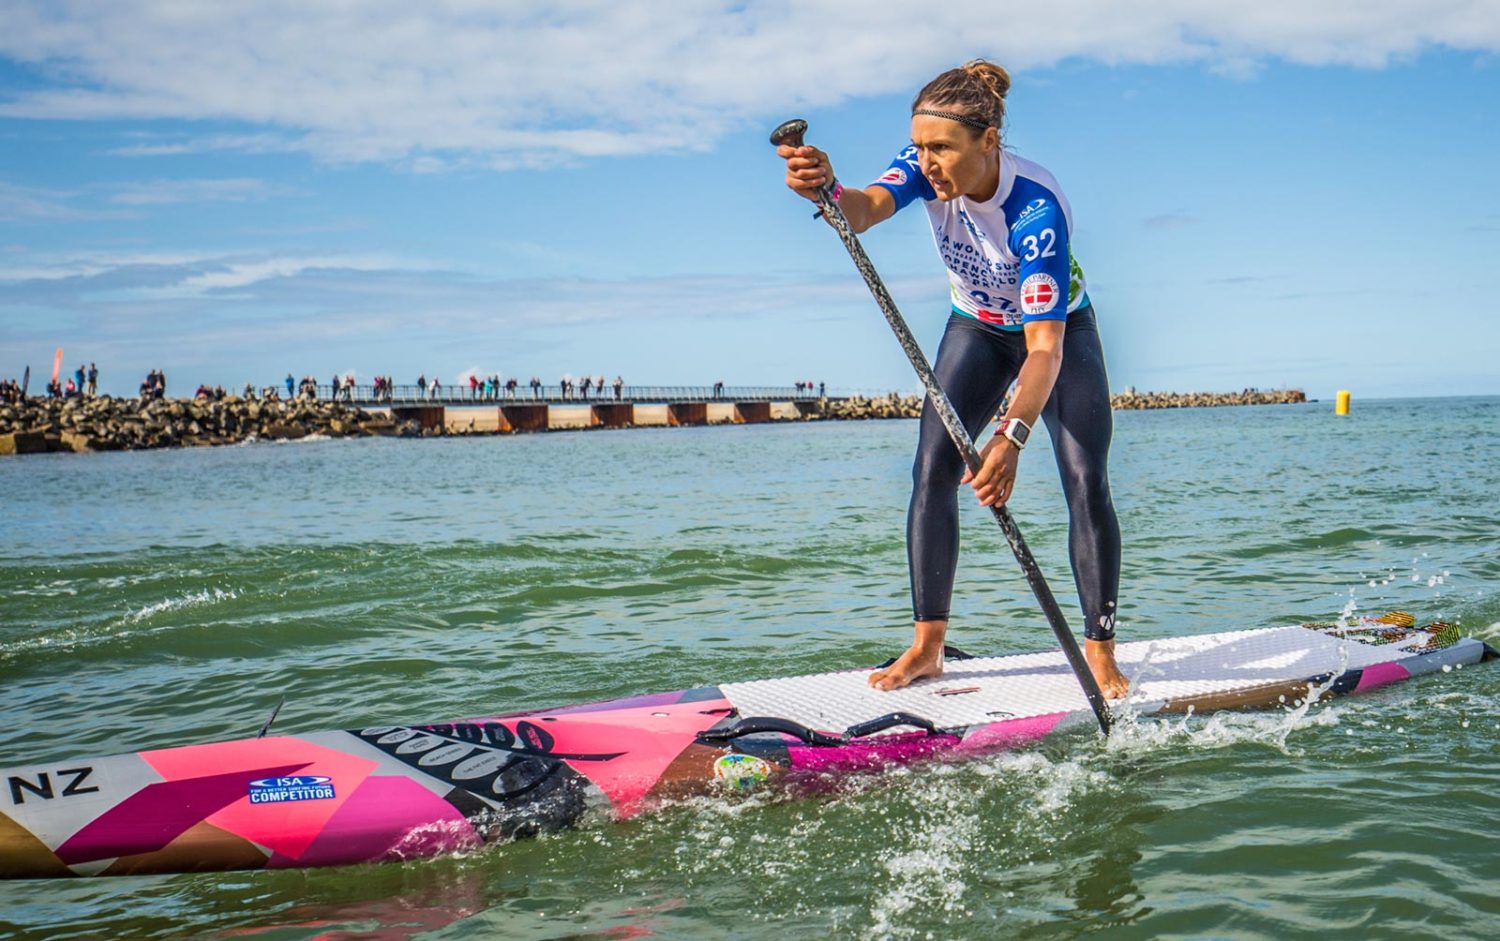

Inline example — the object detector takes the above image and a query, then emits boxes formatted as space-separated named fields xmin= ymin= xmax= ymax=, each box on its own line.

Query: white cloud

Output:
xmin=110 ymin=177 xmax=293 ymax=205
xmin=1 ymin=1 xmax=1495 ymax=166
xmin=0 ymin=247 xmax=917 ymax=389
xmin=0 ymin=181 xmax=130 ymax=221
xmin=0 ymin=176 xmax=292 ymax=221
xmin=0 ymin=249 xmax=892 ymax=327
xmin=105 ymin=132 xmax=304 ymax=157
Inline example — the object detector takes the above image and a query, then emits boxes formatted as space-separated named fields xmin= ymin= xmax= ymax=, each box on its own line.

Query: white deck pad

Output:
xmin=721 ymin=624 xmax=1469 ymax=735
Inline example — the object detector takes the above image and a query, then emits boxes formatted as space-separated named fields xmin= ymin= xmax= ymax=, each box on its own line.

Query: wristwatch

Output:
xmin=997 ymin=417 xmax=1031 ymax=450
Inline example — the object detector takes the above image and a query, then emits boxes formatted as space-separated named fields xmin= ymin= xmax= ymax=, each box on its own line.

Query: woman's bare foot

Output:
xmin=1084 ymin=638 xmax=1130 ymax=699
xmin=868 ymin=643 xmax=944 ymax=690
xmin=868 ymin=620 xmax=948 ymax=691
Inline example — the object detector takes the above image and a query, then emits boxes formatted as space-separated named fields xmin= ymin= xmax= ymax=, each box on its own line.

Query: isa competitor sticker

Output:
xmin=248 ymin=775 xmax=336 ymax=804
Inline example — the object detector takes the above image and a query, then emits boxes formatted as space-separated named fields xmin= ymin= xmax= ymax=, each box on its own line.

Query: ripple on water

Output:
xmin=2 ymin=405 xmax=1499 ymax=939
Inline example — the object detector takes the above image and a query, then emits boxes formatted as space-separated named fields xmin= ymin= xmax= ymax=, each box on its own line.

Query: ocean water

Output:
xmin=2 ymin=396 xmax=1498 ymax=940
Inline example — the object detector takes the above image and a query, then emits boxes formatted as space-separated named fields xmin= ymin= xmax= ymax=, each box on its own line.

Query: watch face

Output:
xmin=1007 ymin=420 xmax=1029 ymax=445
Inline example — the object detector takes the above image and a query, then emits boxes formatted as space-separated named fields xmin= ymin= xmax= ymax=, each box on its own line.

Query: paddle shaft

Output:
xmin=771 ymin=119 xmax=1113 ymax=735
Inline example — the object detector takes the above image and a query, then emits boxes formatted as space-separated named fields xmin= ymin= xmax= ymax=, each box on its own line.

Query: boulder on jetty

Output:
xmin=0 ymin=396 xmax=402 ymax=455
xmin=812 ymin=394 xmax=924 ymax=421
xmin=1109 ymin=388 xmax=1306 ymax=410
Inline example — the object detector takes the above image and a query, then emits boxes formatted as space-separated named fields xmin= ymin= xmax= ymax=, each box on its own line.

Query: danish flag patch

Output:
xmin=1020 ymin=273 xmax=1059 ymax=314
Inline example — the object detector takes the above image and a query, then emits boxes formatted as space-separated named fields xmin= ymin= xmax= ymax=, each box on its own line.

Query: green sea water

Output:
xmin=2 ymin=396 xmax=1498 ymax=940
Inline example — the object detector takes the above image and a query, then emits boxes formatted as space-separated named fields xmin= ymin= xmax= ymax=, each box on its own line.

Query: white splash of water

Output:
xmin=7 ymin=579 xmax=81 ymax=597
xmin=1101 ymin=601 xmax=1357 ymax=759
xmin=1 ymin=586 xmax=242 ymax=659
xmin=1473 ymin=621 xmax=1500 ymax=644
xmin=866 ymin=809 xmax=975 ymax=939
xmin=125 ymin=587 xmax=239 ymax=623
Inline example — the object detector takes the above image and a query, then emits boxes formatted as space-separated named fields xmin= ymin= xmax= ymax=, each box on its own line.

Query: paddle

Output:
xmin=770 ymin=118 xmax=1113 ymax=735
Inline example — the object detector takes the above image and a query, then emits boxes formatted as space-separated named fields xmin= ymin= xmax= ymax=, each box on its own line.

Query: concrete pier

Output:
xmin=388 ymin=398 xmax=808 ymax=434
xmin=376 ymin=395 xmax=938 ymax=438
xmin=593 ymin=403 xmax=632 ymax=428
xmin=499 ymin=404 xmax=547 ymax=432
xmin=443 ymin=408 xmax=499 ymax=433
xmin=548 ymin=406 xmax=596 ymax=430
xmin=669 ymin=403 xmax=707 ymax=426
xmin=735 ymin=402 xmax=771 ymax=423
xmin=632 ymin=405 xmax=670 ymax=427
xmin=392 ymin=405 xmax=444 ymax=431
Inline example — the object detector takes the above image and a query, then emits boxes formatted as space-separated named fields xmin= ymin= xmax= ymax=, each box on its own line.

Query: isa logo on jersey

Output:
xmin=1015 ymin=198 xmax=1048 ymax=226
xmin=1020 ymin=273 xmax=1060 ymax=314
xmin=875 ymin=167 xmax=907 ymax=186
xmin=248 ymin=775 xmax=336 ymax=804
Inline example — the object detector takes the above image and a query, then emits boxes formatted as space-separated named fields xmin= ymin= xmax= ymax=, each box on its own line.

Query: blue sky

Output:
xmin=2 ymin=2 xmax=1497 ymax=399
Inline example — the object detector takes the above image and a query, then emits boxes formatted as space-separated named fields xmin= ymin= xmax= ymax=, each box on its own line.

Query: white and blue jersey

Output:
xmin=871 ymin=146 xmax=1089 ymax=331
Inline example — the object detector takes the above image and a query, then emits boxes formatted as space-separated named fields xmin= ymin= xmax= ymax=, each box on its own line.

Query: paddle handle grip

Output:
xmin=769 ymin=119 xmax=808 ymax=148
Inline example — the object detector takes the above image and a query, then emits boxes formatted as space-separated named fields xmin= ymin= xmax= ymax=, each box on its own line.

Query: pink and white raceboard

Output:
xmin=2 ymin=616 xmax=1491 ymax=879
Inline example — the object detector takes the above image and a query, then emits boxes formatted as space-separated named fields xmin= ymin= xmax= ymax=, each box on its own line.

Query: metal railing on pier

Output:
xmin=313 ymin=384 xmax=825 ymax=406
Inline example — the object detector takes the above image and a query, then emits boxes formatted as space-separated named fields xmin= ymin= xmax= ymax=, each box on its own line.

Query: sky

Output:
xmin=1 ymin=1 xmax=1498 ymax=400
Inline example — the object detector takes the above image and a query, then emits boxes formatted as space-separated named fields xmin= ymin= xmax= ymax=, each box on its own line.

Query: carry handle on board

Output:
xmin=770 ymin=118 xmax=1113 ymax=736
xmin=843 ymin=711 xmax=940 ymax=739
xmin=698 ymin=716 xmax=845 ymax=747
xmin=697 ymin=712 xmax=943 ymax=747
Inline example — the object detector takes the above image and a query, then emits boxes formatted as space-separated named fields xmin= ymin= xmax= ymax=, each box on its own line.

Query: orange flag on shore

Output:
xmin=51 ymin=347 xmax=63 ymax=384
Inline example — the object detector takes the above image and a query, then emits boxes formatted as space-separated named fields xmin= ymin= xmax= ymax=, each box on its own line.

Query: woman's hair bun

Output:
xmin=963 ymin=59 xmax=1011 ymax=101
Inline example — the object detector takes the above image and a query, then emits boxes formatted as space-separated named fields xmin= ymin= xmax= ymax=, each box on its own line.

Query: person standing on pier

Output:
xmin=777 ymin=59 xmax=1127 ymax=698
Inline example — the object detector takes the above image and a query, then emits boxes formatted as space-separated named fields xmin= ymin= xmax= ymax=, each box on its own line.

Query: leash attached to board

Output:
xmin=770 ymin=118 xmax=1113 ymax=736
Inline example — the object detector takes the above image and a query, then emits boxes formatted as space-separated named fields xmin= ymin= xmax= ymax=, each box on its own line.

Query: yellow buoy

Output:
xmin=1335 ymin=389 xmax=1351 ymax=415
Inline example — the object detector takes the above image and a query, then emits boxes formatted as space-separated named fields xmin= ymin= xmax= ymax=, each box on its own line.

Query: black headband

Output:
xmin=912 ymin=108 xmax=993 ymax=132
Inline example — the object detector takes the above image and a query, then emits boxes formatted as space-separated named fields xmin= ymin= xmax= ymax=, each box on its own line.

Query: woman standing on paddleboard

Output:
xmin=778 ymin=60 xmax=1128 ymax=698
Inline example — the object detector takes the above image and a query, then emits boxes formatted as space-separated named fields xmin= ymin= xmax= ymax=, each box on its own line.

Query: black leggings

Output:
xmin=908 ymin=307 xmax=1121 ymax=641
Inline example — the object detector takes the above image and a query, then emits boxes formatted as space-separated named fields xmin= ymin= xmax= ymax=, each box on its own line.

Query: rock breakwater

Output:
xmin=1 ymin=386 xmax=1308 ymax=456
xmin=802 ymin=387 xmax=1306 ymax=422
xmin=0 ymin=396 xmax=401 ymax=455
xmin=816 ymin=394 xmax=924 ymax=420
xmin=1109 ymin=388 xmax=1306 ymax=409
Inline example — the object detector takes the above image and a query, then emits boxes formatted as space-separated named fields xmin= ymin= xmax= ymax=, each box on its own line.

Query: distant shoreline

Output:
xmin=0 ymin=388 xmax=1308 ymax=456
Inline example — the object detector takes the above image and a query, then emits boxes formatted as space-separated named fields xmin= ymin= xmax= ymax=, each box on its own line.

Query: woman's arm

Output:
xmin=1004 ymin=319 xmax=1065 ymax=430
xmin=778 ymin=144 xmax=896 ymax=234
xmin=962 ymin=319 xmax=1065 ymax=507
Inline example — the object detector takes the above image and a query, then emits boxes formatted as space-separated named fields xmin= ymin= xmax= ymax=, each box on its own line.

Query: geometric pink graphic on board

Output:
xmin=276 ymin=776 xmax=480 ymax=867
xmin=141 ymin=736 xmax=379 ymax=859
